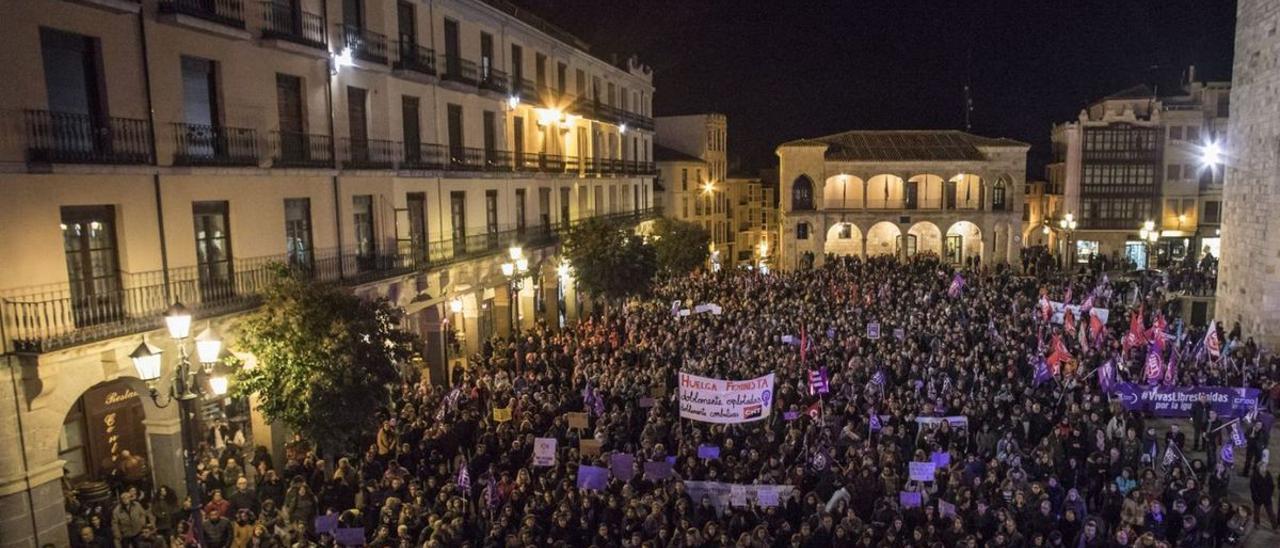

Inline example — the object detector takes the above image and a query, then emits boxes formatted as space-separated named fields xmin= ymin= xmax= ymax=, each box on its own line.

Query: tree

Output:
xmin=650 ymin=217 xmax=711 ymax=276
xmin=232 ymin=268 xmax=418 ymax=455
xmin=562 ymin=217 xmax=657 ymax=301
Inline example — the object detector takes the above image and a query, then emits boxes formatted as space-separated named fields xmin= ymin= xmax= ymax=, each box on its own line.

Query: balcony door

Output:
xmin=275 ymin=73 xmax=305 ymax=159
xmin=284 ymin=198 xmax=313 ymax=271
xmin=450 ymin=191 xmax=466 ymax=255
xmin=61 ymin=206 xmax=122 ymax=327
xmin=343 ymin=0 xmax=363 ymax=28
xmin=905 ymin=180 xmax=918 ymax=210
xmin=482 ymin=110 xmax=497 ymax=166
xmin=347 ymin=86 xmax=369 ymax=162
xmin=447 ymin=104 xmax=464 ymax=163
xmin=193 ymin=201 xmax=234 ymax=302
xmin=480 ymin=32 xmax=493 ymax=80
xmin=443 ymin=19 xmax=460 ymax=77
xmin=407 ymin=192 xmax=428 ymax=262
xmin=396 ymin=1 xmax=415 ymax=46
xmin=40 ymin=28 xmax=106 ymax=156
xmin=352 ymin=195 xmax=376 ymax=272
xmin=180 ymin=56 xmax=221 ymax=160
xmin=402 ymin=96 xmax=420 ymax=164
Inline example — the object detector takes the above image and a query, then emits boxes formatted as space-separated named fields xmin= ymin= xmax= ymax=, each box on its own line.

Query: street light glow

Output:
xmin=1201 ymin=141 xmax=1222 ymax=166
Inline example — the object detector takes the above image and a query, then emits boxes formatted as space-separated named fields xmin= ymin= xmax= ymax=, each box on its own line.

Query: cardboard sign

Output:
xmin=930 ymin=451 xmax=951 ymax=469
xmin=567 ymin=412 xmax=589 ymax=429
xmin=579 ymin=438 xmax=603 ymax=456
xmin=492 ymin=407 xmax=512 ymax=422
xmin=938 ymin=499 xmax=957 ymax=518
xmin=867 ymin=322 xmax=881 ymax=340
xmin=533 ymin=437 xmax=557 ymax=467
xmin=678 ymin=371 xmax=775 ymax=424
xmin=783 ymin=411 xmax=800 ymax=421
xmin=729 ymin=485 xmax=748 ymax=507
xmin=909 ymin=461 xmax=936 ymax=482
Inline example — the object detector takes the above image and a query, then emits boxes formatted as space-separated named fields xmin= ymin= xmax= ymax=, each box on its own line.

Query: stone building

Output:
xmin=775 ymin=130 xmax=1028 ymax=270
xmin=0 ymin=1 xmax=656 ymax=545
xmin=654 ymin=114 xmax=731 ymax=264
xmin=1218 ymin=0 xmax=1280 ymax=350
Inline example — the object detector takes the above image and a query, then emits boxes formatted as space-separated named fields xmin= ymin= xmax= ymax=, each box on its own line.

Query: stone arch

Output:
xmin=822 ymin=174 xmax=864 ymax=209
xmin=907 ymin=221 xmax=943 ymax=257
xmin=945 ymin=220 xmax=984 ymax=264
xmin=791 ymin=175 xmax=814 ymax=211
xmin=949 ymin=174 xmax=983 ymax=210
xmin=907 ymin=174 xmax=945 ymax=210
xmin=865 ymin=221 xmax=902 ymax=257
xmin=824 ymin=222 xmax=863 ymax=257
xmin=866 ymin=174 xmax=905 ymax=209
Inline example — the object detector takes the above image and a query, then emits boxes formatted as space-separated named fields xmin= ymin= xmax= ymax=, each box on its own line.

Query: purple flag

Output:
xmin=456 ymin=462 xmax=471 ymax=493
xmin=899 ymin=491 xmax=922 ymax=508
xmin=333 ymin=528 xmax=365 ymax=546
xmin=930 ymin=451 xmax=951 ymax=468
xmin=1162 ymin=349 xmax=1179 ymax=387
xmin=948 ymin=273 xmax=965 ymax=298
xmin=869 ymin=412 xmax=882 ymax=432
xmin=808 ymin=368 xmax=830 ymax=395
xmin=1033 ymin=355 xmax=1052 ymax=386
xmin=870 ymin=370 xmax=886 ymax=387
xmin=1231 ymin=422 xmax=1246 ymax=447
xmin=484 ymin=471 xmax=500 ymax=509
xmin=314 ymin=514 xmax=338 ymax=535
xmin=783 ymin=411 xmax=800 ymax=421
xmin=576 ymin=465 xmax=609 ymax=490
xmin=1220 ymin=444 xmax=1234 ymax=464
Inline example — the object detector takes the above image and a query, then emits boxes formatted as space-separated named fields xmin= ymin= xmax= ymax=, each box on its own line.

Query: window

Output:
xmin=284 ymin=198 xmax=313 ymax=269
xmin=1203 ymin=200 xmax=1221 ymax=224
xmin=398 ymin=1 xmax=416 ymax=44
xmin=576 ymin=69 xmax=586 ymax=97
xmin=40 ymin=28 xmax=107 ymax=160
xmin=450 ymin=191 xmax=466 ymax=253
xmin=538 ymin=187 xmax=551 ymax=228
xmin=193 ymin=201 xmax=234 ymax=300
xmin=682 ymin=197 xmax=689 ymax=218
xmin=347 ymin=86 xmax=368 ymax=161
xmin=594 ymin=185 xmax=603 ymax=215
xmin=791 ymin=175 xmax=814 ymax=210
xmin=406 ymin=192 xmax=427 ymax=262
xmin=992 ymin=179 xmax=1007 ymax=211
xmin=447 ymin=103 xmax=464 ymax=160
xmin=343 ymin=0 xmax=364 ymax=27
xmin=557 ymin=62 xmax=567 ymax=94
xmin=796 ymin=222 xmax=810 ymax=240
xmin=61 ymin=206 xmax=121 ymax=326
xmin=479 ymin=32 xmax=493 ymax=78
xmin=1186 ymin=126 xmax=1200 ymax=143
xmin=560 ymin=187 xmax=571 ymax=227
xmin=681 ymin=168 xmax=688 ymax=191
xmin=482 ymin=110 xmax=497 ymax=165
xmin=1166 ymin=164 xmax=1181 ymax=180
xmin=535 ymin=53 xmax=547 ymax=89
xmin=1168 ymin=126 xmax=1183 ymax=141
xmin=510 ymin=44 xmax=523 ymax=84
xmin=352 ymin=195 xmax=375 ymax=271
xmin=180 ymin=57 xmax=220 ymax=155
xmin=485 ymin=189 xmax=498 ymax=235
xmin=515 ymin=188 xmax=527 ymax=234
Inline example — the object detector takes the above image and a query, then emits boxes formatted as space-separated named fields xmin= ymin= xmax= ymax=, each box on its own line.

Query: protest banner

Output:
xmin=1112 ymin=383 xmax=1261 ymax=418
xmin=314 ymin=515 xmax=338 ymax=535
xmin=579 ymin=438 xmax=603 ymax=456
xmin=610 ymin=453 xmax=635 ymax=481
xmin=492 ymin=406 xmax=512 ymax=422
xmin=567 ymin=412 xmax=589 ymax=429
xmin=893 ymin=328 xmax=905 ymax=341
xmin=867 ymin=322 xmax=881 ymax=340
xmin=1050 ymin=301 xmax=1110 ymax=325
xmin=939 ymin=499 xmax=957 ymax=518
xmin=334 ymin=528 xmax=365 ymax=546
xmin=683 ymin=481 xmax=796 ymax=516
xmin=639 ymin=397 xmax=656 ymax=408
xmin=678 ymin=371 xmax=774 ymax=424
xmin=757 ymin=487 xmax=780 ymax=507
xmin=909 ymin=461 xmax=936 ymax=482
xmin=914 ymin=416 xmax=969 ymax=429
xmin=532 ymin=438 xmax=557 ymax=467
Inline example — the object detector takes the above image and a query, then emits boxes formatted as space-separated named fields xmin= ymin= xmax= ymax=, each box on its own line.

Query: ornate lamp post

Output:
xmin=1058 ymin=213 xmax=1077 ymax=271
xmin=128 ymin=303 xmax=225 ymax=528
xmin=501 ymin=247 xmax=529 ymax=335
xmin=1139 ymin=220 xmax=1159 ymax=269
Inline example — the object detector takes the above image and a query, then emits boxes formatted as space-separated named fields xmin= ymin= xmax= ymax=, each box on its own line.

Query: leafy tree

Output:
xmin=562 ymin=217 xmax=657 ymax=301
xmin=650 ymin=217 xmax=711 ymax=276
xmin=232 ymin=268 xmax=418 ymax=455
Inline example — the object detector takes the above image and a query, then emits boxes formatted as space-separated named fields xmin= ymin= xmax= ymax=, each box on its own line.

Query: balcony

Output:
xmin=3 ymin=207 xmax=662 ymax=354
xmin=338 ymin=23 xmax=388 ymax=65
xmin=400 ymin=142 xmax=449 ymax=170
xmin=439 ymin=54 xmax=478 ymax=86
xmin=341 ymin=138 xmax=399 ymax=169
xmin=515 ymin=78 xmax=537 ymax=102
xmin=171 ymin=123 xmax=259 ymax=166
xmin=516 ymin=152 xmax=567 ymax=173
xmin=260 ymin=1 xmax=326 ymax=50
xmin=159 ymin=0 xmax=246 ymax=29
xmin=271 ymin=131 xmax=332 ymax=168
xmin=24 ymin=109 xmax=152 ymax=165
xmin=393 ymin=39 xmax=435 ymax=76
xmin=478 ymin=68 xmax=509 ymax=94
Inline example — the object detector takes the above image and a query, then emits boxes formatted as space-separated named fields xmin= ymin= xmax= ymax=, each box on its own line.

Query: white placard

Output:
xmin=909 ymin=461 xmax=936 ymax=482
xmin=533 ymin=438 xmax=557 ymax=467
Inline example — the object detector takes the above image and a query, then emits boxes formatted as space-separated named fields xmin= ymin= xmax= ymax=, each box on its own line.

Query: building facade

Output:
xmin=0 ymin=1 xmax=656 ymax=545
xmin=1047 ymin=78 xmax=1227 ymax=269
xmin=725 ymin=175 xmax=776 ymax=269
xmin=1218 ymin=0 xmax=1280 ymax=350
xmin=775 ymin=130 xmax=1028 ymax=270
xmin=654 ymin=114 xmax=732 ymax=263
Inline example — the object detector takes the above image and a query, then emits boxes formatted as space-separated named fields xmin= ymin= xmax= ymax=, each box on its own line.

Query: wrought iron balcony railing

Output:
xmin=171 ymin=123 xmax=258 ymax=166
xmin=338 ymin=23 xmax=388 ymax=64
xmin=271 ymin=131 xmax=333 ymax=168
xmin=260 ymin=1 xmax=325 ymax=49
xmin=393 ymin=39 xmax=435 ymax=75
xmin=159 ymin=0 xmax=246 ymax=29
xmin=24 ymin=109 xmax=152 ymax=165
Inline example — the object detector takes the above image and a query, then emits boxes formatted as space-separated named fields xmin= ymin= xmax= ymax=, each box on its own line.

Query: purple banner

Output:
xmin=1112 ymin=382 xmax=1260 ymax=418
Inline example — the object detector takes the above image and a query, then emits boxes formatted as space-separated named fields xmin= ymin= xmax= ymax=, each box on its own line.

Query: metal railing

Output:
xmin=260 ymin=1 xmax=325 ymax=48
xmin=393 ymin=39 xmax=435 ymax=75
xmin=439 ymin=54 xmax=477 ymax=85
xmin=271 ymin=131 xmax=333 ymax=168
xmin=338 ymin=23 xmax=387 ymax=64
xmin=400 ymin=142 xmax=449 ymax=170
xmin=3 ymin=207 xmax=662 ymax=354
xmin=24 ymin=110 xmax=152 ymax=165
xmin=478 ymin=67 xmax=508 ymax=94
xmin=341 ymin=138 xmax=400 ymax=169
xmin=171 ymin=123 xmax=258 ymax=166
xmin=447 ymin=146 xmax=485 ymax=170
xmin=159 ymin=0 xmax=246 ymax=29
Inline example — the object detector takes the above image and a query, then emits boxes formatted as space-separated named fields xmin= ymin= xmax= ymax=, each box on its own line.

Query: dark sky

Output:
xmin=512 ymin=0 xmax=1237 ymax=177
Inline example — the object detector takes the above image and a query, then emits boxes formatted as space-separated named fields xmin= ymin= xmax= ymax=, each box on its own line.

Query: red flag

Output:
xmin=1123 ymin=310 xmax=1148 ymax=352
xmin=806 ymin=401 xmax=822 ymax=420
xmin=1039 ymin=296 xmax=1053 ymax=322
xmin=1046 ymin=334 xmax=1071 ymax=374
xmin=1090 ymin=311 xmax=1105 ymax=341
xmin=1063 ymin=309 xmax=1076 ymax=334
xmin=1063 ymin=287 xmax=1073 ymax=306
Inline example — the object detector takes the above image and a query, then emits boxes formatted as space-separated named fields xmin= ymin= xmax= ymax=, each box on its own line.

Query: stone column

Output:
xmin=0 ymin=462 xmax=68 ymax=548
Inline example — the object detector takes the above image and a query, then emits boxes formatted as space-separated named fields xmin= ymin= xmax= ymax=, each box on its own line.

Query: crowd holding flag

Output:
xmin=457 ymin=460 xmax=471 ymax=492
xmin=868 ymin=411 xmax=883 ymax=434
xmin=1161 ymin=346 xmax=1179 ymax=387
xmin=808 ymin=368 xmax=829 ymax=395
xmin=1038 ymin=293 xmax=1053 ymax=323
xmin=1123 ymin=308 xmax=1148 ymax=353
xmin=1046 ymin=333 xmax=1071 ymax=373
xmin=1143 ymin=342 xmax=1165 ymax=385
xmin=1033 ymin=355 xmax=1053 ymax=386
xmin=1097 ymin=358 xmax=1116 ymax=393
xmin=947 ymin=273 xmax=966 ymax=298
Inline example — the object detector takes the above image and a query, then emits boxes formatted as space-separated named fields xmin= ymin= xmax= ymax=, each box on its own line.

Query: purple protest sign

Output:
xmin=784 ymin=411 xmax=800 ymax=421
xmin=1112 ymin=383 xmax=1261 ymax=418
xmin=930 ymin=451 xmax=951 ymax=469
xmin=639 ymin=397 xmax=655 ymax=408
xmin=576 ymin=464 xmax=609 ymax=490
xmin=314 ymin=514 xmax=338 ymax=535
xmin=334 ymin=528 xmax=365 ymax=546
xmin=698 ymin=445 xmax=721 ymax=460
xmin=610 ymin=453 xmax=636 ymax=481
xmin=644 ymin=460 xmax=674 ymax=481
xmin=899 ymin=491 xmax=922 ymax=508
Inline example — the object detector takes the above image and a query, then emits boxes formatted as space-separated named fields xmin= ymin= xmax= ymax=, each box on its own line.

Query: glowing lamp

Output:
xmin=164 ymin=303 xmax=192 ymax=339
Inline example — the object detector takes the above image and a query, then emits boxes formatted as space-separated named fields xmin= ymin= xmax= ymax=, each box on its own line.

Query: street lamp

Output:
xmin=1139 ymin=220 xmax=1158 ymax=269
xmin=501 ymin=247 xmax=529 ymax=335
xmin=128 ymin=302 xmax=225 ymax=525
xmin=1058 ymin=213 xmax=1077 ymax=271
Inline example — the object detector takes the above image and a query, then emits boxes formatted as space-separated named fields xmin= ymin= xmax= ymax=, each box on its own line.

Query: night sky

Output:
xmin=513 ymin=0 xmax=1237 ymax=177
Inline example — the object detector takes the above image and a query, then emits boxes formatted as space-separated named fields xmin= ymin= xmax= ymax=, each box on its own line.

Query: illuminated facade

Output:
xmin=776 ymin=130 xmax=1028 ymax=270
xmin=0 ymin=1 xmax=655 ymax=545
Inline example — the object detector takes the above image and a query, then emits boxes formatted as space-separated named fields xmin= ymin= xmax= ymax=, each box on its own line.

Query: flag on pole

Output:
xmin=1124 ymin=310 xmax=1148 ymax=353
xmin=1033 ymin=355 xmax=1053 ymax=386
xmin=948 ymin=273 xmax=966 ymax=298
xmin=1162 ymin=444 xmax=1177 ymax=468
xmin=870 ymin=369 xmax=886 ymax=387
xmin=1080 ymin=292 xmax=1094 ymax=318
xmin=1063 ymin=308 xmax=1076 ymax=334
xmin=1039 ymin=295 xmax=1053 ymax=323
xmin=1220 ymin=443 xmax=1235 ymax=464
xmin=800 ymin=327 xmax=809 ymax=364
xmin=1204 ymin=322 xmax=1221 ymax=360
xmin=808 ymin=368 xmax=830 ymax=395
xmin=1144 ymin=342 xmax=1165 ymax=385
xmin=1046 ymin=334 xmax=1071 ymax=374
xmin=869 ymin=411 xmax=882 ymax=433
xmin=457 ymin=461 xmax=471 ymax=493
xmin=805 ymin=401 xmax=822 ymax=420
xmin=1162 ymin=347 xmax=1179 ymax=387
xmin=483 ymin=468 xmax=500 ymax=509
xmin=1098 ymin=358 xmax=1116 ymax=393
xmin=1231 ymin=422 xmax=1246 ymax=447
xmin=1149 ymin=313 xmax=1169 ymax=355
xmin=1090 ymin=311 xmax=1105 ymax=344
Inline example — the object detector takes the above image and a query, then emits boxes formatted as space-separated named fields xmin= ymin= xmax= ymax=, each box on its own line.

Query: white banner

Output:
xmin=679 ymin=371 xmax=775 ymax=424
xmin=683 ymin=481 xmax=795 ymax=515
xmin=1050 ymin=301 xmax=1110 ymax=324
xmin=915 ymin=415 xmax=969 ymax=429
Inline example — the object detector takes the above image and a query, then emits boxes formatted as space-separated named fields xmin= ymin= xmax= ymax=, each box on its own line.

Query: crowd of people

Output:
xmin=67 ymin=254 xmax=1280 ymax=547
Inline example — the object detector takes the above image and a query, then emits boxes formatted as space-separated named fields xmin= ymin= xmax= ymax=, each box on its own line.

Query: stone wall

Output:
xmin=1217 ymin=0 xmax=1280 ymax=349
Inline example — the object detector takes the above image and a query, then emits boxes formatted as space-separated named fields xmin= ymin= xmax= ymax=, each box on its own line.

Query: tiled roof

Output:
xmin=781 ymin=130 xmax=1027 ymax=162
